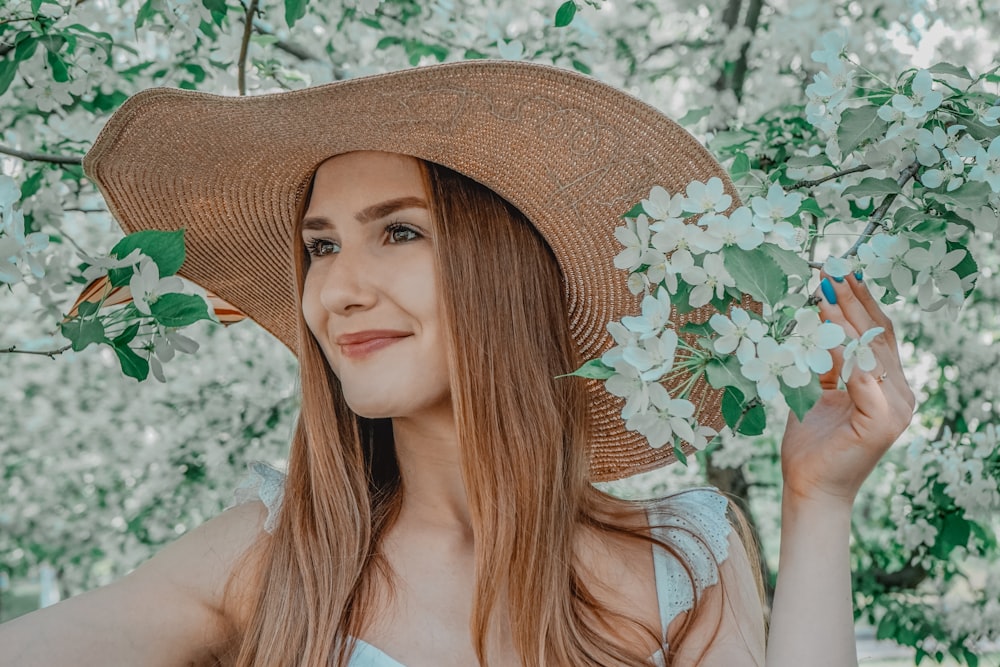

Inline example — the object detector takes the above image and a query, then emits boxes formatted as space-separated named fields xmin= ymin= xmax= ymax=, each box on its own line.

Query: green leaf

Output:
xmin=928 ymin=61 xmax=973 ymax=80
xmin=947 ymin=240 xmax=979 ymax=296
xmin=928 ymin=181 xmax=993 ymax=210
xmin=15 ymin=36 xmax=39 ymax=63
xmin=780 ymin=377 xmax=821 ymax=421
xmin=705 ymin=355 xmax=757 ymax=398
xmin=785 ymin=154 xmax=832 ymax=169
xmin=559 ymin=358 xmax=615 ymax=380
xmin=671 ymin=280 xmax=697 ymax=314
xmin=112 ymin=322 xmax=141 ymax=347
xmin=0 ymin=59 xmax=17 ymax=97
xmin=621 ymin=202 xmax=645 ymax=219
xmin=678 ymin=107 xmax=711 ymax=127
xmin=721 ymin=385 xmax=744 ymax=429
xmin=961 ymin=117 xmax=1000 ymax=142
xmin=729 ymin=152 xmax=751 ymax=182
xmin=841 ymin=177 xmax=902 ymax=198
xmin=284 ymin=0 xmax=308 ymax=28
xmin=570 ymin=59 xmax=591 ymax=75
xmin=709 ymin=130 xmax=753 ymax=151
xmin=110 ymin=229 xmax=186 ymax=277
xmin=737 ymin=402 xmax=765 ymax=435
xmin=758 ymin=243 xmax=811 ymax=283
xmin=722 ymin=246 xmax=787 ymax=306
xmin=60 ymin=318 xmax=107 ymax=352
xmin=376 ymin=36 xmax=403 ymax=50
xmin=113 ymin=343 xmax=149 ymax=381
xmin=554 ymin=1 xmax=577 ymax=27
xmin=837 ymin=105 xmax=889 ymax=156
xmin=797 ymin=197 xmax=825 ymax=219
xmin=45 ymin=48 xmax=69 ymax=83
xmin=672 ymin=441 xmax=688 ymax=466
xmin=76 ymin=300 xmax=99 ymax=317
xmin=135 ymin=0 xmax=157 ymax=28
xmin=148 ymin=293 xmax=212 ymax=328
xmin=679 ymin=320 xmax=716 ymax=338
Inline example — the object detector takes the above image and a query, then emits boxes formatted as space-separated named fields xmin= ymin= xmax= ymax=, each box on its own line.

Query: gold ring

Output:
xmin=877 ymin=371 xmax=888 ymax=383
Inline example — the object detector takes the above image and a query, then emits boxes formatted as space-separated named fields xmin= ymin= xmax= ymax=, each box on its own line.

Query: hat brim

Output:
xmin=83 ymin=60 xmax=750 ymax=481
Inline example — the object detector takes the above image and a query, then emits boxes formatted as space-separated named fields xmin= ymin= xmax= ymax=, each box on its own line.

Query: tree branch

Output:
xmin=842 ymin=160 xmax=922 ymax=259
xmin=1 ymin=344 xmax=72 ymax=358
xmin=647 ymin=37 xmax=721 ymax=59
xmin=252 ymin=19 xmax=320 ymax=61
xmin=729 ymin=0 xmax=763 ymax=101
xmin=0 ymin=144 xmax=82 ymax=165
xmin=788 ymin=164 xmax=872 ymax=190
xmin=237 ymin=0 xmax=260 ymax=96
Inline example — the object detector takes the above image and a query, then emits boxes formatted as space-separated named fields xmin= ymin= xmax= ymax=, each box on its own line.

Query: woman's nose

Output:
xmin=318 ymin=245 xmax=379 ymax=315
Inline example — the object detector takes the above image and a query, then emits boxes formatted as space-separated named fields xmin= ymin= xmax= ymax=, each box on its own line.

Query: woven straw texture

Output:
xmin=83 ymin=60 xmax=750 ymax=481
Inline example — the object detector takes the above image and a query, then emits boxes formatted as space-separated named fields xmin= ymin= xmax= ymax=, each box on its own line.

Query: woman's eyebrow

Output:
xmin=301 ymin=196 xmax=428 ymax=231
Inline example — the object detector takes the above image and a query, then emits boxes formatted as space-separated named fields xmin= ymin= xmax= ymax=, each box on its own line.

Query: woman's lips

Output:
xmin=335 ymin=330 xmax=412 ymax=359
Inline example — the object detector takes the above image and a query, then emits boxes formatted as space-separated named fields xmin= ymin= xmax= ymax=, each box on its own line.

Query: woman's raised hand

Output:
xmin=779 ymin=273 xmax=916 ymax=508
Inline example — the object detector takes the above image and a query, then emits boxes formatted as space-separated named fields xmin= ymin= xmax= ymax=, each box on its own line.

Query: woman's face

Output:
xmin=300 ymin=151 xmax=451 ymax=420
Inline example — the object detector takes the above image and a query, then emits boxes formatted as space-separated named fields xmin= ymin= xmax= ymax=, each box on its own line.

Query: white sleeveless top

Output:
xmin=233 ymin=462 xmax=733 ymax=666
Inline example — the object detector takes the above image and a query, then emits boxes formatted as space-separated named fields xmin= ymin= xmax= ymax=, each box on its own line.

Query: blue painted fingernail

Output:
xmin=821 ymin=278 xmax=838 ymax=304
xmin=824 ymin=319 xmax=831 ymax=323
xmin=854 ymin=270 xmax=864 ymax=281
xmin=832 ymin=275 xmax=845 ymax=283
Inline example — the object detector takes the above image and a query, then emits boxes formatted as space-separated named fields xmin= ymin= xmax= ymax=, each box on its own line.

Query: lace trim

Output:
xmin=231 ymin=461 xmax=286 ymax=533
xmin=647 ymin=487 xmax=732 ymax=636
xmin=230 ymin=465 xmax=733 ymax=638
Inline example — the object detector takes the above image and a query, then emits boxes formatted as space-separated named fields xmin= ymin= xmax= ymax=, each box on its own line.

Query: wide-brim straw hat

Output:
xmin=83 ymin=60 xmax=742 ymax=481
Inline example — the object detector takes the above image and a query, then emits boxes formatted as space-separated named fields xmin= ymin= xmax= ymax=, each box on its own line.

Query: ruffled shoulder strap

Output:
xmin=231 ymin=461 xmax=287 ymax=533
xmin=645 ymin=487 xmax=733 ymax=638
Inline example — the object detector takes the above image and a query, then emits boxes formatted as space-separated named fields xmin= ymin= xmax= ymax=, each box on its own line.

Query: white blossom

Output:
xmin=750 ymin=183 xmax=804 ymax=231
xmin=905 ymin=238 xmax=966 ymax=309
xmin=620 ymin=287 xmax=672 ymax=339
xmin=856 ymin=234 xmax=914 ymax=294
xmin=880 ymin=70 xmax=942 ymax=121
xmin=129 ymin=257 xmax=184 ymax=316
xmin=0 ymin=206 xmax=49 ymax=284
xmin=841 ymin=327 xmax=885 ymax=380
xmin=683 ymin=177 xmax=732 ymax=214
xmin=709 ymin=307 xmax=766 ymax=363
xmin=968 ymin=136 xmax=1000 ymax=193
xmin=740 ymin=336 xmax=810 ymax=400
xmin=641 ymin=186 xmax=684 ymax=220
xmin=785 ymin=308 xmax=845 ymax=374
xmin=626 ymin=383 xmax=697 ymax=448
xmin=700 ymin=207 xmax=764 ymax=251
xmin=681 ymin=253 xmax=735 ymax=308
xmin=613 ymin=214 xmax=659 ymax=272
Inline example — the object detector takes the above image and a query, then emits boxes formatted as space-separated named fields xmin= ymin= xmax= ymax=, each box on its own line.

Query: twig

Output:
xmin=788 ymin=164 xmax=872 ymax=190
xmin=647 ymin=37 xmax=721 ymax=59
xmin=1 ymin=344 xmax=72 ymax=358
xmin=841 ymin=160 xmax=921 ymax=259
xmin=237 ymin=0 xmax=260 ymax=96
xmin=0 ymin=144 xmax=82 ymax=165
xmin=252 ymin=20 xmax=319 ymax=61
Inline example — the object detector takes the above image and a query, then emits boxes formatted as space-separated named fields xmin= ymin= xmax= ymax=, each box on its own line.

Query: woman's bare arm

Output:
xmin=0 ymin=500 xmax=267 ymax=667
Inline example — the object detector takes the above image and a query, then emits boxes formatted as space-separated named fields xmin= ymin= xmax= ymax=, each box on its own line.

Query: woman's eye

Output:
xmin=387 ymin=223 xmax=420 ymax=244
xmin=305 ymin=238 xmax=338 ymax=257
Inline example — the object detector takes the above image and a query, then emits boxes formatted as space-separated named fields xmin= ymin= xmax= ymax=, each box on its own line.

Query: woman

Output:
xmin=1 ymin=61 xmax=914 ymax=666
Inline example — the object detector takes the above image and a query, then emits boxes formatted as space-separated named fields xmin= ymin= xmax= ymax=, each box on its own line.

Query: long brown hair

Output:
xmin=226 ymin=157 xmax=760 ymax=666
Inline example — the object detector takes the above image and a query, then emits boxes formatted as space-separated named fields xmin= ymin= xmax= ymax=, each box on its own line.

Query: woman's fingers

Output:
xmin=815 ymin=271 xmax=916 ymax=417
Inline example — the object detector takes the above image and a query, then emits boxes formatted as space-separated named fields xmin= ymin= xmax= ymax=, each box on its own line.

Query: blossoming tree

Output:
xmin=1 ymin=0 xmax=999 ymax=661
